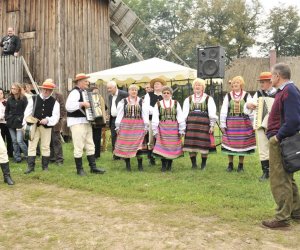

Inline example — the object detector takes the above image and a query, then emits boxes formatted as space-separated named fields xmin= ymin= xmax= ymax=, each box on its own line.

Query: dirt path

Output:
xmin=0 ymin=183 xmax=299 ymax=249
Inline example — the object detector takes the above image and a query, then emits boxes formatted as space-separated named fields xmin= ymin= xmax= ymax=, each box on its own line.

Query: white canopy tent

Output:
xmin=88 ymin=57 xmax=197 ymax=86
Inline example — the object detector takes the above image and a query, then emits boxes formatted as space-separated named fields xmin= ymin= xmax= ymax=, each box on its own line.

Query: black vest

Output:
xmin=33 ymin=95 xmax=56 ymax=128
xmin=148 ymin=92 xmax=163 ymax=120
xmin=67 ymin=87 xmax=86 ymax=118
xmin=257 ymin=89 xmax=276 ymax=98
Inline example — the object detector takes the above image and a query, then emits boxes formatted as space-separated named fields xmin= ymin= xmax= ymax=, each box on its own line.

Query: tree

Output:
xmin=264 ymin=5 xmax=300 ymax=56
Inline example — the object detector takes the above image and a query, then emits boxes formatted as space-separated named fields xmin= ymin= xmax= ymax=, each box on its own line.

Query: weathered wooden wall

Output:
xmin=224 ymin=57 xmax=300 ymax=92
xmin=0 ymin=0 xmax=110 ymax=97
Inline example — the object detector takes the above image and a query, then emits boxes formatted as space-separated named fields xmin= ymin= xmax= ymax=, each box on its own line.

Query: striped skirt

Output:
xmin=222 ymin=115 xmax=256 ymax=155
xmin=153 ymin=120 xmax=183 ymax=159
xmin=183 ymin=111 xmax=215 ymax=154
xmin=113 ymin=118 xmax=145 ymax=158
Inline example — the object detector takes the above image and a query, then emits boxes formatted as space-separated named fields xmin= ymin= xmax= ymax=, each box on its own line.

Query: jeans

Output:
xmin=9 ymin=128 xmax=28 ymax=161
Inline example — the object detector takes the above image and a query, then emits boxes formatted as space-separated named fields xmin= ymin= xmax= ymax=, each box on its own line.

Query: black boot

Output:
xmin=125 ymin=158 xmax=131 ymax=171
xmin=190 ymin=156 xmax=197 ymax=169
xmin=201 ymin=157 xmax=207 ymax=170
xmin=226 ymin=162 xmax=233 ymax=172
xmin=1 ymin=162 xmax=14 ymax=185
xmin=161 ymin=159 xmax=167 ymax=172
xmin=24 ymin=156 xmax=36 ymax=174
xmin=87 ymin=155 xmax=105 ymax=174
xmin=166 ymin=160 xmax=173 ymax=171
xmin=237 ymin=163 xmax=244 ymax=172
xmin=75 ymin=157 xmax=86 ymax=176
xmin=41 ymin=156 xmax=50 ymax=171
xmin=259 ymin=160 xmax=269 ymax=181
xmin=137 ymin=158 xmax=143 ymax=171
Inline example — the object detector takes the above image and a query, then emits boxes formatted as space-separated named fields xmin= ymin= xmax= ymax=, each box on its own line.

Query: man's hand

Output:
xmin=246 ymin=103 xmax=257 ymax=110
xmin=80 ymin=102 xmax=90 ymax=108
xmin=13 ymin=52 xmax=18 ymax=57
xmin=39 ymin=118 xmax=48 ymax=125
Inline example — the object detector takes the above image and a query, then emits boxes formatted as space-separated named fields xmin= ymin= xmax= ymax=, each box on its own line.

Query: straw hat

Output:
xmin=149 ymin=78 xmax=166 ymax=88
xmin=38 ymin=79 xmax=56 ymax=90
xmin=257 ymin=72 xmax=272 ymax=81
xmin=73 ymin=73 xmax=90 ymax=83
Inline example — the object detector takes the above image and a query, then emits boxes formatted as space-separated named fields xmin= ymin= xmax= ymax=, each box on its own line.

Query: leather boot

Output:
xmin=166 ymin=160 xmax=173 ymax=171
xmin=1 ymin=162 xmax=14 ymax=185
xmin=237 ymin=163 xmax=244 ymax=172
xmin=201 ymin=157 xmax=207 ymax=170
xmin=87 ymin=155 xmax=105 ymax=174
xmin=41 ymin=156 xmax=50 ymax=171
xmin=137 ymin=158 xmax=143 ymax=171
xmin=226 ymin=162 xmax=233 ymax=172
xmin=259 ymin=160 xmax=269 ymax=181
xmin=24 ymin=156 xmax=36 ymax=174
xmin=190 ymin=156 xmax=197 ymax=169
xmin=161 ymin=159 xmax=167 ymax=172
xmin=125 ymin=158 xmax=131 ymax=171
xmin=75 ymin=157 xmax=86 ymax=176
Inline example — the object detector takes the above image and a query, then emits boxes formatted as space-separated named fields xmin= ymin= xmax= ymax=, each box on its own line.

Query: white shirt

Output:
xmin=115 ymin=97 xmax=149 ymax=130
xmin=152 ymin=99 xmax=186 ymax=135
xmin=24 ymin=94 xmax=60 ymax=127
xmin=143 ymin=92 xmax=162 ymax=115
xmin=220 ymin=91 xmax=252 ymax=128
xmin=182 ymin=93 xmax=218 ymax=127
xmin=110 ymin=89 xmax=119 ymax=117
xmin=0 ymin=101 xmax=6 ymax=124
xmin=65 ymin=88 xmax=89 ymax=127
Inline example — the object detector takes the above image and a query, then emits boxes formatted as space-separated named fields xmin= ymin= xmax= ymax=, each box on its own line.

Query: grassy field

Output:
xmin=8 ymin=133 xmax=300 ymax=226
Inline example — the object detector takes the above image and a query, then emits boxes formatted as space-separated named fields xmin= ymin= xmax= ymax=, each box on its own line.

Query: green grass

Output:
xmin=9 ymin=137 xmax=300 ymax=225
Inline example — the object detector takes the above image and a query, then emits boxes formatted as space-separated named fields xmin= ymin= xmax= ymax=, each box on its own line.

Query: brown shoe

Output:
xmin=262 ymin=219 xmax=290 ymax=229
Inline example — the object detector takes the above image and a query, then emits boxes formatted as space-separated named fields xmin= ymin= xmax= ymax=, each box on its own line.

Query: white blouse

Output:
xmin=220 ymin=90 xmax=252 ymax=128
xmin=182 ymin=93 xmax=218 ymax=127
xmin=115 ymin=97 xmax=149 ymax=130
xmin=152 ymin=99 xmax=186 ymax=135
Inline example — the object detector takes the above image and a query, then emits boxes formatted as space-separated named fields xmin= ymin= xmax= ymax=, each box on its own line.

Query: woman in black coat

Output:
xmin=5 ymin=83 xmax=28 ymax=163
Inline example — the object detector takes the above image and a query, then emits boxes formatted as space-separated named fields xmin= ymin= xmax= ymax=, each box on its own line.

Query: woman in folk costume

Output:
xmin=143 ymin=78 xmax=166 ymax=165
xmin=114 ymin=84 xmax=149 ymax=171
xmin=220 ymin=76 xmax=256 ymax=172
xmin=152 ymin=86 xmax=186 ymax=172
xmin=183 ymin=78 xmax=217 ymax=170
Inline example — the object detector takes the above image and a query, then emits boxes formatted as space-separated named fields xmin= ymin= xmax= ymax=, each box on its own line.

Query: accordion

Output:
xmin=82 ymin=91 xmax=103 ymax=122
xmin=253 ymin=97 xmax=274 ymax=129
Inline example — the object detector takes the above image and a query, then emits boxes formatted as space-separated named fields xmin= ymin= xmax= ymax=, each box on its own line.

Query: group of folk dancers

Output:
xmin=109 ymin=72 xmax=275 ymax=180
xmin=0 ymin=71 xmax=274 ymax=185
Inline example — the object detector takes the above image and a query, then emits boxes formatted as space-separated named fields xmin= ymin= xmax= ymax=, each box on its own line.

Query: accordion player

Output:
xmin=253 ymin=96 xmax=274 ymax=129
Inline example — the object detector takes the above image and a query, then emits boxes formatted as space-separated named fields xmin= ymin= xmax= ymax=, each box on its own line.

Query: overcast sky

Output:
xmin=247 ymin=0 xmax=300 ymax=57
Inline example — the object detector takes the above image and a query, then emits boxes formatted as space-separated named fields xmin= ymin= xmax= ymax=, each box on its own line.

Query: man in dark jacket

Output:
xmin=107 ymin=80 xmax=128 ymax=160
xmin=0 ymin=27 xmax=21 ymax=56
xmin=262 ymin=63 xmax=300 ymax=229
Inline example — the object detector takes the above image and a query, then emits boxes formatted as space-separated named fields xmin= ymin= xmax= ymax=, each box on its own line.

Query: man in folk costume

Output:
xmin=143 ymin=78 xmax=166 ymax=165
xmin=23 ymin=79 xmax=60 ymax=174
xmin=66 ymin=73 xmax=105 ymax=176
xmin=182 ymin=78 xmax=218 ymax=170
xmin=244 ymin=72 xmax=276 ymax=181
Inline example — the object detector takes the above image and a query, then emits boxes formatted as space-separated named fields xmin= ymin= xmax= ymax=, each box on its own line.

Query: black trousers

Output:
xmin=0 ymin=123 xmax=13 ymax=157
xmin=110 ymin=117 xmax=117 ymax=153
xmin=92 ymin=127 xmax=102 ymax=158
xmin=50 ymin=130 xmax=64 ymax=163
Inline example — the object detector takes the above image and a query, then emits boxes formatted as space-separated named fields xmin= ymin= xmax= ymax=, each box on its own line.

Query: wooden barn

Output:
xmin=0 ymin=0 xmax=111 ymax=94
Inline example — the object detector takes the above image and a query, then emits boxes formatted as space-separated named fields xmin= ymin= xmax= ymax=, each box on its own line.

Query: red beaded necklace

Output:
xmin=128 ymin=96 xmax=137 ymax=105
xmin=232 ymin=90 xmax=243 ymax=101
xmin=163 ymin=99 xmax=172 ymax=109
xmin=194 ymin=91 xmax=203 ymax=102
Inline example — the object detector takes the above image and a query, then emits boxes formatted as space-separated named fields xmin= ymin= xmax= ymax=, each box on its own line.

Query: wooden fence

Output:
xmin=0 ymin=56 xmax=23 ymax=91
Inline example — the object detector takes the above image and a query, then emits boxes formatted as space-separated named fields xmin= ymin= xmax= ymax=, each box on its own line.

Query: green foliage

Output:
xmin=264 ymin=5 xmax=300 ymax=56
xmin=10 ymin=139 xmax=300 ymax=224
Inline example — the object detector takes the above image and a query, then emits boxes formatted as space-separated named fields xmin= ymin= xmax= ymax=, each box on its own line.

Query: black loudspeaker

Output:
xmin=197 ymin=46 xmax=225 ymax=79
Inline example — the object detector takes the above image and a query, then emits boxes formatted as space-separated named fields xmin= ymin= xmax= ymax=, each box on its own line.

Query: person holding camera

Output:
xmin=0 ymin=27 xmax=21 ymax=56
